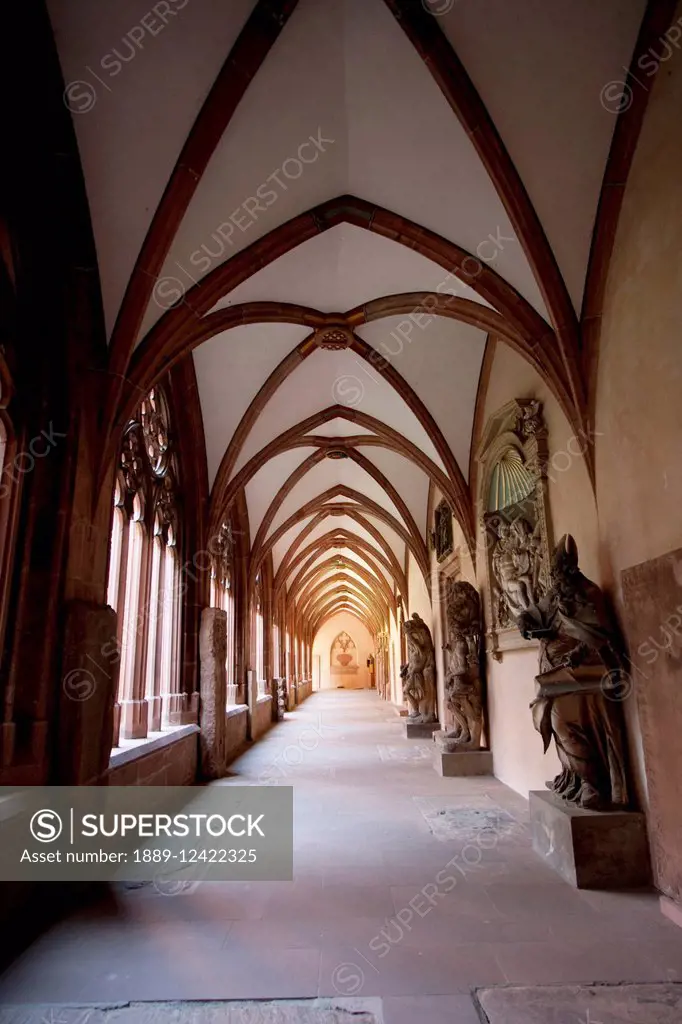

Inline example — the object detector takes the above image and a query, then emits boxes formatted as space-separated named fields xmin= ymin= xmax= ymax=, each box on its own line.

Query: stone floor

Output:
xmin=2 ymin=690 xmax=682 ymax=1024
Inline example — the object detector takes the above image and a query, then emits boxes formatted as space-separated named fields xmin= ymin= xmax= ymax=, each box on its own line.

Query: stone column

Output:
xmin=58 ymin=600 xmax=119 ymax=785
xmin=199 ymin=607 xmax=227 ymax=780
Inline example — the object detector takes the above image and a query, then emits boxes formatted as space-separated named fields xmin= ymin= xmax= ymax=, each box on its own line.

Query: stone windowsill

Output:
xmin=109 ymin=723 xmax=199 ymax=770
xmin=226 ymin=703 xmax=248 ymax=719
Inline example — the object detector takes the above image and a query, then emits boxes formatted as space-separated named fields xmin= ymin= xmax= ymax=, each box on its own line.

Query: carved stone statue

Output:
xmin=490 ymin=515 xmax=545 ymax=627
xmin=520 ymin=399 xmax=543 ymax=438
xmin=517 ymin=535 xmax=630 ymax=811
xmin=440 ymin=581 xmax=483 ymax=751
xmin=433 ymin=500 xmax=454 ymax=562
xmin=401 ymin=613 xmax=437 ymax=723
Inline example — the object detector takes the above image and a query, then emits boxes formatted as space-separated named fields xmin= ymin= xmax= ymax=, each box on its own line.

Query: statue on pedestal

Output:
xmin=440 ymin=581 xmax=484 ymax=752
xmin=401 ymin=613 xmax=437 ymax=724
xmin=517 ymin=535 xmax=630 ymax=810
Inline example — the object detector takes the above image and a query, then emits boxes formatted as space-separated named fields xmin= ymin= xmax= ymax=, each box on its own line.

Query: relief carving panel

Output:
xmin=477 ymin=399 xmax=553 ymax=659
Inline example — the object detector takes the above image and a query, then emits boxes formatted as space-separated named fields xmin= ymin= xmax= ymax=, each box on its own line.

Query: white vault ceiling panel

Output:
xmin=293 ymin=549 xmax=394 ymax=592
xmin=53 ymin=0 xmax=640 ymax=634
xmin=435 ymin=0 xmax=647 ymax=310
xmin=356 ymin=315 xmax=488 ymax=481
xmin=193 ymin=322 xmax=310 ymax=488
xmin=271 ymin=516 xmax=316 ymax=574
xmin=342 ymin=0 xmax=548 ymax=318
xmin=145 ymin=0 xmax=550 ymax=342
xmin=265 ymin=458 xmax=409 ymax=540
xmin=231 ymin=346 xmax=446 ymax=479
xmin=141 ymin=0 xmax=349 ymax=340
xmin=209 ymin=224 xmax=493 ymax=314
xmin=48 ymin=0 xmax=256 ymax=336
xmin=359 ymin=446 xmax=431 ymax=538
xmin=244 ymin=447 xmax=318 ymax=538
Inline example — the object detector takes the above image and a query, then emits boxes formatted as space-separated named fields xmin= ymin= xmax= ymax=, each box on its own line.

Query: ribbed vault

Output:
xmin=47 ymin=0 xmax=661 ymax=646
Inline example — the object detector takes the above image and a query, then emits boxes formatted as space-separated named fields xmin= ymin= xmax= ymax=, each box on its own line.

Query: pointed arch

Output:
xmin=211 ymin=405 xmax=472 ymax=556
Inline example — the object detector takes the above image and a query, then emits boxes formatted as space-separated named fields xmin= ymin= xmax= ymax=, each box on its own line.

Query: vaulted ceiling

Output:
xmin=48 ymin=0 xmax=651 ymax=637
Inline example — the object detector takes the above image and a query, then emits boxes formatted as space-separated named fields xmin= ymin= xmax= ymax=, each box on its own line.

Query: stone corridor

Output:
xmin=2 ymin=691 xmax=682 ymax=1022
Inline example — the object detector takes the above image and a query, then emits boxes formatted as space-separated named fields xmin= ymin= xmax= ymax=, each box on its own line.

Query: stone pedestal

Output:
xmin=433 ymin=748 xmax=493 ymax=777
xmin=405 ymin=720 xmax=439 ymax=739
xmin=530 ymin=789 xmax=651 ymax=889
xmin=199 ymin=607 xmax=227 ymax=779
xmin=660 ymin=895 xmax=682 ymax=931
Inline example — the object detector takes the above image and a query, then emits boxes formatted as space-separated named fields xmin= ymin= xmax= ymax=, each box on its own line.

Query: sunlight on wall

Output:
xmin=313 ymin=612 xmax=373 ymax=690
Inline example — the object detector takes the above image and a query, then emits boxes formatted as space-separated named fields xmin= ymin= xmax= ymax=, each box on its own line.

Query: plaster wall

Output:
xmin=592 ymin=28 xmax=682 ymax=876
xmin=389 ymin=612 xmax=402 ymax=706
xmin=473 ymin=342 xmax=600 ymax=797
xmin=402 ymin=551 xmax=435 ymax=711
xmin=313 ymin=612 xmax=373 ymax=690
xmin=407 ymin=551 xmax=433 ymax=627
xmin=595 ymin=32 xmax=682 ymax=598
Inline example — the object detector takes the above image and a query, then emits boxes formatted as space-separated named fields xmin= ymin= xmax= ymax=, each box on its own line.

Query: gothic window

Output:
xmin=209 ymin=568 xmax=220 ymax=610
xmin=211 ymin=520 xmax=237 ymax=704
xmin=0 ymin=407 xmax=19 ymax=664
xmin=223 ymin=575 xmax=236 ymax=703
xmin=254 ymin=572 xmax=265 ymax=696
xmin=105 ymin=385 xmax=182 ymax=746
xmin=0 ymin=419 xmax=6 ymax=481
xmin=272 ymin=620 xmax=280 ymax=678
xmin=159 ymin=538 xmax=179 ymax=725
xmin=144 ymin=517 xmax=163 ymax=715
xmin=119 ymin=496 xmax=145 ymax=706
xmin=106 ymin=482 xmax=125 ymax=611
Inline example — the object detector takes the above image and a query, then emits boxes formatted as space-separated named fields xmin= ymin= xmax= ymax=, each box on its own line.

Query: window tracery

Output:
xmin=210 ymin=519 xmax=237 ymax=704
xmin=105 ymin=384 xmax=183 ymax=746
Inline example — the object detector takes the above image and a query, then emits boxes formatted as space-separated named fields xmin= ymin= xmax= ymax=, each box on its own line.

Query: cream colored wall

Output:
xmin=434 ymin=40 xmax=682 ymax=799
xmin=482 ymin=344 xmax=600 ymax=583
xmin=404 ymin=552 xmax=435 ymax=709
xmin=592 ymin=29 xmax=682 ymax=807
xmin=313 ymin=612 xmax=373 ymax=690
xmin=430 ymin=556 xmax=446 ymax=727
xmin=407 ymin=550 xmax=433 ymax=625
xmin=474 ymin=342 xmax=601 ymax=797
xmin=595 ymin=31 xmax=682 ymax=595
xmin=389 ymin=612 xmax=402 ymax=706
xmin=450 ymin=35 xmax=682 ymax=802
xmin=426 ymin=478 xmax=558 ymax=792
